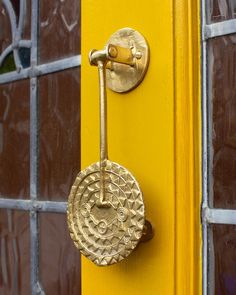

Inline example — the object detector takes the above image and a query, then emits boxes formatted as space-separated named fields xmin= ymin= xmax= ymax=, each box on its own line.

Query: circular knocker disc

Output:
xmin=67 ymin=160 xmax=145 ymax=266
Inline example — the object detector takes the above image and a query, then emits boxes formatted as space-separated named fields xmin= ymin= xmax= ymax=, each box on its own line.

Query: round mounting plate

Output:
xmin=106 ymin=28 xmax=149 ymax=93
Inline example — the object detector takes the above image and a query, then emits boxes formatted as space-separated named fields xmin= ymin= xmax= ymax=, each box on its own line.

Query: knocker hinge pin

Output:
xmin=89 ymin=44 xmax=136 ymax=67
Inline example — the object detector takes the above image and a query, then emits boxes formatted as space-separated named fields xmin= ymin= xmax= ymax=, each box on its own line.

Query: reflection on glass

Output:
xmin=0 ymin=0 xmax=31 ymax=74
xmin=0 ymin=49 xmax=30 ymax=74
xmin=39 ymin=0 xmax=81 ymax=63
xmin=212 ymin=224 xmax=236 ymax=295
xmin=0 ymin=209 xmax=30 ymax=295
xmin=18 ymin=48 xmax=30 ymax=68
xmin=0 ymin=53 xmax=16 ymax=74
xmin=0 ymin=2 xmax=12 ymax=56
xmin=11 ymin=0 xmax=20 ymax=21
xmin=0 ymin=80 xmax=30 ymax=199
xmin=209 ymin=34 xmax=236 ymax=208
xmin=39 ymin=68 xmax=80 ymax=201
xmin=39 ymin=213 xmax=81 ymax=295
xmin=19 ymin=0 xmax=31 ymax=40
xmin=209 ymin=0 xmax=236 ymax=23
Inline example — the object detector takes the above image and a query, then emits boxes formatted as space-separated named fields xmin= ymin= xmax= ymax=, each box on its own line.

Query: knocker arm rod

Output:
xmin=97 ymin=61 xmax=108 ymax=206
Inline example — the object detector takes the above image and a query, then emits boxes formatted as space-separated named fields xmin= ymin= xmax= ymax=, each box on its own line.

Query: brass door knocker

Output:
xmin=67 ymin=28 xmax=153 ymax=266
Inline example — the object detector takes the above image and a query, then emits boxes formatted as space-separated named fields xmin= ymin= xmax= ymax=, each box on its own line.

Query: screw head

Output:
xmin=108 ymin=45 xmax=118 ymax=58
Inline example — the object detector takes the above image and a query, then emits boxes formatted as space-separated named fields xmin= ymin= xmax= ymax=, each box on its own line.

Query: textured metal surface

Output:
xmin=67 ymin=160 xmax=145 ymax=266
xmin=68 ymin=31 xmax=147 ymax=266
xmin=105 ymin=28 xmax=149 ymax=93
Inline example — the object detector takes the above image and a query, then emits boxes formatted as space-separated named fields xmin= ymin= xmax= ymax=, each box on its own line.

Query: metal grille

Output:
xmin=201 ymin=1 xmax=236 ymax=294
xmin=0 ymin=0 xmax=81 ymax=294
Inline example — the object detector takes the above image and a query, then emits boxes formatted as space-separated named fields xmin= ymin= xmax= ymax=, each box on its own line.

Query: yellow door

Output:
xmin=81 ymin=0 xmax=201 ymax=294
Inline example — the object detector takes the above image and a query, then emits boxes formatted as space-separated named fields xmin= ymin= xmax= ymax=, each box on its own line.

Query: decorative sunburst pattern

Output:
xmin=67 ymin=160 xmax=145 ymax=266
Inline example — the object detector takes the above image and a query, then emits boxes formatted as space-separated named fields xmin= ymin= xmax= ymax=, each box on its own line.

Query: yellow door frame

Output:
xmin=81 ymin=0 xmax=201 ymax=294
xmin=174 ymin=0 xmax=201 ymax=294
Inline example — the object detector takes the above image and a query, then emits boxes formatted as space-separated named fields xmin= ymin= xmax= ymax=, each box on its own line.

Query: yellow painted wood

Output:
xmin=81 ymin=0 xmax=201 ymax=294
xmin=174 ymin=0 xmax=201 ymax=294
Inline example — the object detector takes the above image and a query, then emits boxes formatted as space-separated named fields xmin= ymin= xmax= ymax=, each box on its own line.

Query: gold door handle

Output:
xmin=67 ymin=28 xmax=153 ymax=266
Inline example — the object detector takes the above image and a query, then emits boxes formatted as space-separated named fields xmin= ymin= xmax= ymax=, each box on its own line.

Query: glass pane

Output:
xmin=209 ymin=34 xmax=236 ymax=209
xmin=39 ymin=68 xmax=80 ymax=201
xmin=0 ymin=209 xmax=30 ymax=295
xmin=0 ymin=0 xmax=31 ymax=73
xmin=11 ymin=0 xmax=31 ymax=40
xmin=21 ymin=0 xmax=31 ymax=40
xmin=209 ymin=0 xmax=236 ymax=23
xmin=11 ymin=1 xmax=20 ymax=21
xmin=0 ymin=80 xmax=30 ymax=199
xmin=0 ymin=2 xmax=12 ymax=57
xmin=39 ymin=0 xmax=81 ymax=63
xmin=211 ymin=224 xmax=236 ymax=295
xmin=0 ymin=54 xmax=16 ymax=74
xmin=39 ymin=213 xmax=81 ymax=294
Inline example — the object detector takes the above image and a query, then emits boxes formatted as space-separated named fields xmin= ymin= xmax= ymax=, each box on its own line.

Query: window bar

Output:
xmin=29 ymin=0 xmax=42 ymax=294
xmin=0 ymin=198 xmax=67 ymax=213
xmin=0 ymin=55 xmax=81 ymax=84
xmin=204 ymin=208 xmax=236 ymax=225
xmin=204 ymin=19 xmax=236 ymax=40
